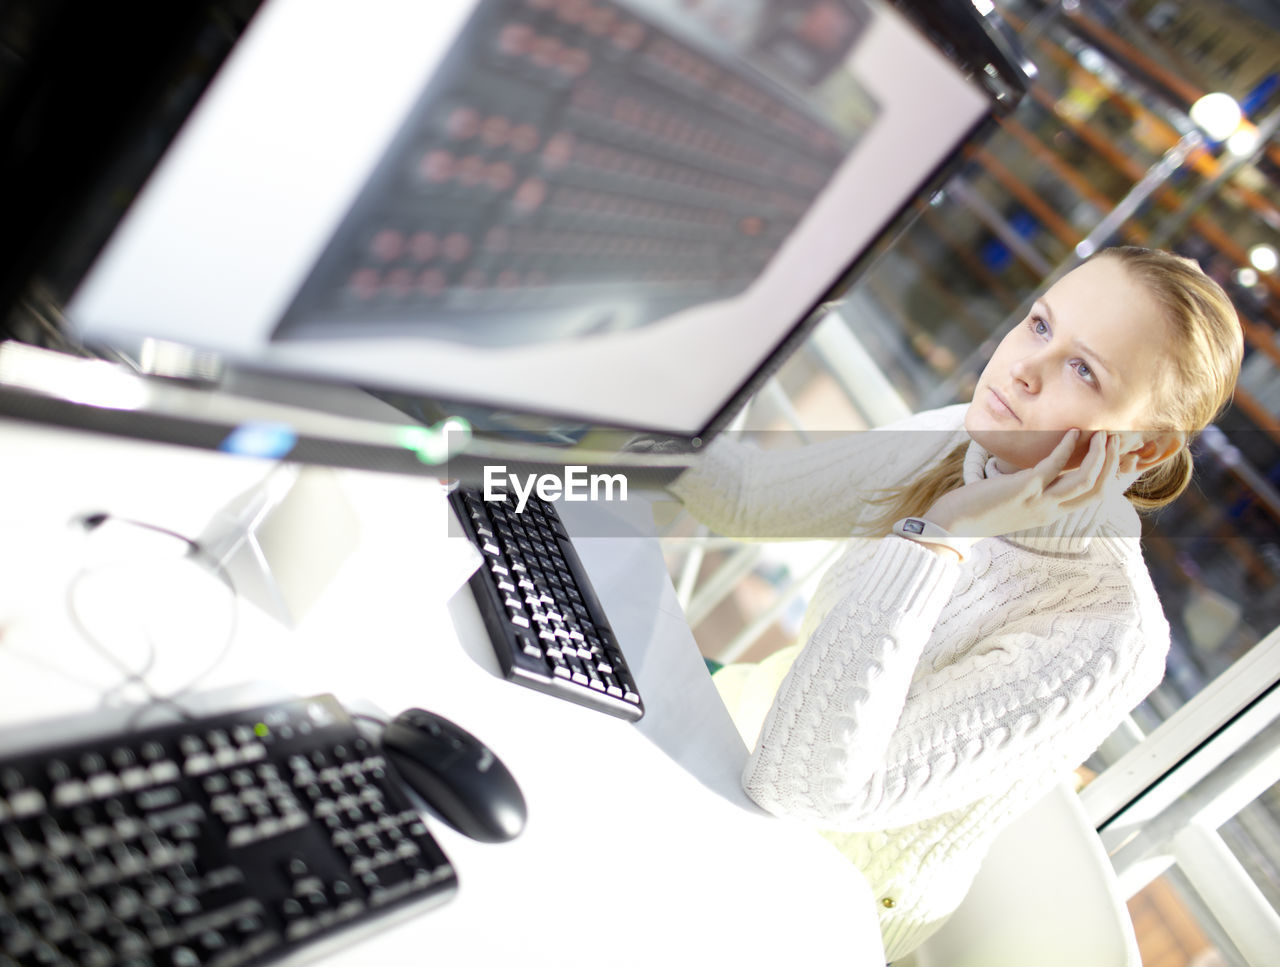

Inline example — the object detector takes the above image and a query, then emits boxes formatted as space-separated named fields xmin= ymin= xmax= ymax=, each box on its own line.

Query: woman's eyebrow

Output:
xmin=1073 ymin=339 xmax=1113 ymax=378
xmin=1041 ymin=295 xmax=1112 ymax=378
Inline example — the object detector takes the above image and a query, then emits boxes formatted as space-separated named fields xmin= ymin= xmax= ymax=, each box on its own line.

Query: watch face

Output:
xmin=903 ymin=519 xmax=926 ymax=534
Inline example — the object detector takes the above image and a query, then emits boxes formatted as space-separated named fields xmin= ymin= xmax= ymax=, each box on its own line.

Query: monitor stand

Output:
xmin=198 ymin=464 xmax=360 ymax=627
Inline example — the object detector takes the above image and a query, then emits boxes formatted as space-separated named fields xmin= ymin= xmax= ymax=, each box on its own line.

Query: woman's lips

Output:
xmin=988 ymin=388 xmax=1020 ymax=422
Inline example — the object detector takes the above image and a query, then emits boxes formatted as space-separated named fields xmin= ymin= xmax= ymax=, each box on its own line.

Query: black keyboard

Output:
xmin=0 ymin=695 xmax=456 ymax=967
xmin=450 ymin=488 xmax=644 ymax=721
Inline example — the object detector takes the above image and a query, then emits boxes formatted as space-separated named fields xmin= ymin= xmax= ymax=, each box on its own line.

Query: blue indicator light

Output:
xmin=220 ymin=422 xmax=298 ymax=458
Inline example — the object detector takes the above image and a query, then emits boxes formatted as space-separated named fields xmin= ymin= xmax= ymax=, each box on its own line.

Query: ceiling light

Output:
xmin=1189 ymin=92 xmax=1243 ymax=141
xmin=1248 ymin=244 xmax=1278 ymax=274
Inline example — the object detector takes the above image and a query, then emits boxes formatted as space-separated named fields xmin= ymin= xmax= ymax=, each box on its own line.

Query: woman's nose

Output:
xmin=1010 ymin=354 xmax=1041 ymax=392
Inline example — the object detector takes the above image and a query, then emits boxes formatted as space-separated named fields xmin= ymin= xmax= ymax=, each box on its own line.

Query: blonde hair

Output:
xmin=865 ymin=247 xmax=1243 ymax=533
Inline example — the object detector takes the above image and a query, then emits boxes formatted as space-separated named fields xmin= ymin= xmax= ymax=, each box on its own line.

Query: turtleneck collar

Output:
xmin=961 ymin=439 xmax=1140 ymax=554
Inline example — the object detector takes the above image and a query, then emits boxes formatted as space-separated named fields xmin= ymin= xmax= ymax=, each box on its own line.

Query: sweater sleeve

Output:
xmin=742 ymin=539 xmax=1167 ymax=830
xmin=668 ymin=404 xmax=967 ymax=540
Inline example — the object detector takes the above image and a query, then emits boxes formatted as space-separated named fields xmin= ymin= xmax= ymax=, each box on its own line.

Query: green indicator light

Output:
xmin=254 ymin=722 xmax=269 ymax=738
xmin=396 ymin=425 xmax=431 ymax=449
xmin=396 ymin=417 xmax=472 ymax=465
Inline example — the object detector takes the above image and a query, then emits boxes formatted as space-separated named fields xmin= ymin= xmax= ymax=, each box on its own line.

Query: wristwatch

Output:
xmin=892 ymin=517 xmax=974 ymax=561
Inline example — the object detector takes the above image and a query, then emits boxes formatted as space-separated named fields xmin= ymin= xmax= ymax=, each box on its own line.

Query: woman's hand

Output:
xmin=924 ymin=429 xmax=1123 ymax=538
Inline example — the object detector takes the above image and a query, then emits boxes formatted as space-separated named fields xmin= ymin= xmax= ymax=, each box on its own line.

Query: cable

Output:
xmin=66 ymin=512 xmax=240 ymax=727
xmin=350 ymin=711 xmax=390 ymax=733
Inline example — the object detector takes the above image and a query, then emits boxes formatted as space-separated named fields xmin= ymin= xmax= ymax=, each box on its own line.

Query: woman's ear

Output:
xmin=1130 ymin=431 xmax=1184 ymax=472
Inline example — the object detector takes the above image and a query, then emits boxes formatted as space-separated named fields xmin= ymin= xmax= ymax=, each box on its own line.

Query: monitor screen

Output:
xmin=59 ymin=0 xmax=1023 ymax=453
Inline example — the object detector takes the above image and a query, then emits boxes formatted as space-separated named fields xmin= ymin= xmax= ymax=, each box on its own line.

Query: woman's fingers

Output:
xmin=1033 ymin=428 xmax=1082 ymax=485
xmin=1047 ymin=430 xmax=1119 ymax=502
xmin=1042 ymin=429 xmax=1101 ymax=494
xmin=929 ymin=428 xmax=1128 ymax=538
xmin=1062 ymin=433 xmax=1121 ymax=508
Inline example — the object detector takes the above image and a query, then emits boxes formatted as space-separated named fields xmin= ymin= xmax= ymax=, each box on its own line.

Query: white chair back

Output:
xmin=898 ymin=780 xmax=1141 ymax=967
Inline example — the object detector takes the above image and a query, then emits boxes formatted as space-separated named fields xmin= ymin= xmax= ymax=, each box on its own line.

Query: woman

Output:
xmin=670 ymin=247 xmax=1242 ymax=960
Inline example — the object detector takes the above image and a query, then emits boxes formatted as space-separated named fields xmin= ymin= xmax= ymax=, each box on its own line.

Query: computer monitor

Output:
xmin=1 ymin=0 xmax=1030 ymax=479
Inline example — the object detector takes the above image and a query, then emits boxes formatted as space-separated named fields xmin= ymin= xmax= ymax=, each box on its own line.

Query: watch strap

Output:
xmin=892 ymin=517 xmax=974 ymax=561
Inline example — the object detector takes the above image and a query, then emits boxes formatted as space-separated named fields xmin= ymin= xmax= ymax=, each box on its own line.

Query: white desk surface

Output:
xmin=0 ymin=417 xmax=886 ymax=966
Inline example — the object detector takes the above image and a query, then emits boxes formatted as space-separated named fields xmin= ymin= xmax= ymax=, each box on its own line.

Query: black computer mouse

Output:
xmin=381 ymin=708 xmax=526 ymax=843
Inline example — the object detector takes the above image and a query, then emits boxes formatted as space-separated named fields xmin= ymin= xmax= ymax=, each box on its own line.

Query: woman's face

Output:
xmin=965 ymin=256 xmax=1170 ymax=472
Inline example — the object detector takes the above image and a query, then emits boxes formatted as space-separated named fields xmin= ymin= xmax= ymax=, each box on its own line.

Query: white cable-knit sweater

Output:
xmin=671 ymin=404 xmax=1169 ymax=961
